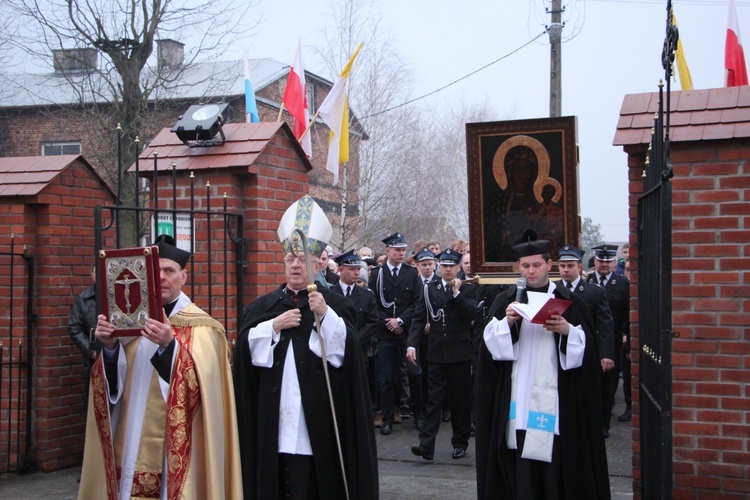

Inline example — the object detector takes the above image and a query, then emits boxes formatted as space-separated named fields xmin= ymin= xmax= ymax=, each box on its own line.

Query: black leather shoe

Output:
xmin=380 ymin=423 xmax=392 ymax=435
xmin=411 ymin=445 xmax=433 ymax=460
xmin=452 ymin=448 xmax=467 ymax=459
xmin=617 ymin=408 xmax=632 ymax=422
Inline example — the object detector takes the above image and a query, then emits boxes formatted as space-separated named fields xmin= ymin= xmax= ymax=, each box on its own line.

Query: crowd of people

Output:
xmin=68 ymin=194 xmax=632 ymax=499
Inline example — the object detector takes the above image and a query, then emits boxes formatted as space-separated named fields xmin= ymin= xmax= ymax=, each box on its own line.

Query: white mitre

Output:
xmin=277 ymin=195 xmax=332 ymax=258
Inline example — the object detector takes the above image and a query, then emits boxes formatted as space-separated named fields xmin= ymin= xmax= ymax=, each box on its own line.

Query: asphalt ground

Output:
xmin=0 ymin=389 xmax=633 ymax=499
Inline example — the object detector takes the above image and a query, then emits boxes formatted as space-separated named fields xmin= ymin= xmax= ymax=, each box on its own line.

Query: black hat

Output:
xmin=414 ymin=247 xmax=436 ymax=263
xmin=437 ymin=248 xmax=462 ymax=265
xmin=153 ymin=234 xmax=191 ymax=268
xmin=557 ymin=244 xmax=584 ymax=262
xmin=593 ymin=244 xmax=618 ymax=262
xmin=363 ymin=257 xmax=377 ymax=267
xmin=511 ymin=229 xmax=550 ymax=258
xmin=334 ymin=249 xmax=364 ymax=267
xmin=382 ymin=232 xmax=407 ymax=248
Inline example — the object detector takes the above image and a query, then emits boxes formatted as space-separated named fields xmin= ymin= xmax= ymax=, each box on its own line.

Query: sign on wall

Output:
xmin=151 ymin=212 xmax=194 ymax=252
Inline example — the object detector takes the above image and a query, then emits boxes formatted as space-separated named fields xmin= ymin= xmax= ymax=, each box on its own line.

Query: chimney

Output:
xmin=157 ymin=39 xmax=184 ymax=70
xmin=52 ymin=48 xmax=98 ymax=73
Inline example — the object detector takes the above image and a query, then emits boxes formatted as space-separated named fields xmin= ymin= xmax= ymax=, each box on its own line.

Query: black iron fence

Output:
xmin=94 ymin=173 xmax=246 ymax=342
xmin=637 ymin=5 xmax=676 ymax=497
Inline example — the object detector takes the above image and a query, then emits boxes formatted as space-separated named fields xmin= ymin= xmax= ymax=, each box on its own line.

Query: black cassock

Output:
xmin=475 ymin=281 xmax=610 ymax=500
xmin=233 ymin=285 xmax=379 ymax=500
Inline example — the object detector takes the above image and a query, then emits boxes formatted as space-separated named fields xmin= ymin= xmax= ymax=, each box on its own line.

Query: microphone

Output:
xmin=515 ymin=277 xmax=527 ymax=303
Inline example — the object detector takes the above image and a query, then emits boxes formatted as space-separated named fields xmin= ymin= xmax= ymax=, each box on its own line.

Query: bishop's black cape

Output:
xmin=475 ymin=281 xmax=610 ymax=499
xmin=233 ymin=285 xmax=379 ymax=500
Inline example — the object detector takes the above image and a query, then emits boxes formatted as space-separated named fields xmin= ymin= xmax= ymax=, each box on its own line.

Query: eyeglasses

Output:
xmin=284 ymin=255 xmax=304 ymax=265
xmin=284 ymin=255 xmax=319 ymax=266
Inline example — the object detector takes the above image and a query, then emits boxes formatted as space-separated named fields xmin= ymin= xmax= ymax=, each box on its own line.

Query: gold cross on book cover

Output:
xmin=98 ymin=246 xmax=163 ymax=337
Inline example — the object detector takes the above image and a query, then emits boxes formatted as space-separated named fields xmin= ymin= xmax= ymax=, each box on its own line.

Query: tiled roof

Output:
xmin=2 ymin=58 xmax=332 ymax=108
xmin=0 ymin=155 xmax=91 ymax=196
xmin=613 ymin=85 xmax=750 ymax=145
xmin=131 ymin=122 xmax=312 ymax=173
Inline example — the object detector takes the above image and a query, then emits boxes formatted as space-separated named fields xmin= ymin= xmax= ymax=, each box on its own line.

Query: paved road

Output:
xmin=0 ymin=393 xmax=633 ymax=499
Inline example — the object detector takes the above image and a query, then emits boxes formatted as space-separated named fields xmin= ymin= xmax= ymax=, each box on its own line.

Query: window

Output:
xmin=42 ymin=142 xmax=81 ymax=156
xmin=307 ymin=84 xmax=315 ymax=115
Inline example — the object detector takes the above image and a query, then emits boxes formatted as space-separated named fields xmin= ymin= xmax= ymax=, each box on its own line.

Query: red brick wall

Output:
xmin=0 ymin=160 xmax=115 ymax=471
xmin=625 ymin=138 xmax=750 ymax=498
xmin=0 ymin=206 xmax=36 ymax=472
xmin=143 ymin=130 xmax=311 ymax=341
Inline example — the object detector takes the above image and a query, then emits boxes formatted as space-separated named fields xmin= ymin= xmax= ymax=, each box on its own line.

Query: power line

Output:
xmin=587 ymin=0 xmax=750 ymax=6
xmin=360 ymin=31 xmax=547 ymax=120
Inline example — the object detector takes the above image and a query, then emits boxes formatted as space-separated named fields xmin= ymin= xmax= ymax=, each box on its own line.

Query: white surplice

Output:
xmin=105 ymin=292 xmax=190 ymax=500
xmin=246 ymin=306 xmax=347 ymax=454
xmin=483 ymin=283 xmax=585 ymax=436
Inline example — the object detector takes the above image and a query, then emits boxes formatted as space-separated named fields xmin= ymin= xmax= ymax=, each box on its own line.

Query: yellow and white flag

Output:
xmin=318 ymin=43 xmax=363 ymax=185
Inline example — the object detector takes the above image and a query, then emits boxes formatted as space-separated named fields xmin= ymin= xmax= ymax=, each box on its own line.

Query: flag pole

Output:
xmin=298 ymin=109 xmax=321 ymax=141
xmin=276 ymin=102 xmax=286 ymax=122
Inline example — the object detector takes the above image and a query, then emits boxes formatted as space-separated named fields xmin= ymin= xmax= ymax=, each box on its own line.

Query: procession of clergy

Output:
xmin=78 ymin=194 xmax=620 ymax=499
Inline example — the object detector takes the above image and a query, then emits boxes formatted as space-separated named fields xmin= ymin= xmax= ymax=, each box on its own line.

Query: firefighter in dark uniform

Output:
xmin=332 ymin=250 xmax=379 ymax=365
xmin=557 ymin=244 xmax=615 ymax=374
xmin=368 ymin=232 xmax=421 ymax=436
xmin=407 ymin=249 xmax=479 ymax=461
xmin=588 ymin=244 xmax=631 ymax=437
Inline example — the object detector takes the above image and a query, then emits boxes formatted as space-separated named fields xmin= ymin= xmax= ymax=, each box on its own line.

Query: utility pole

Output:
xmin=548 ymin=0 xmax=564 ymax=117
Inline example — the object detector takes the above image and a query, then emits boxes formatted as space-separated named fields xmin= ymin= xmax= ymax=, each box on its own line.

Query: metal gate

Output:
xmin=637 ymin=3 xmax=676 ymax=497
xmin=0 ymin=236 xmax=34 ymax=473
xmin=94 ymin=171 xmax=246 ymax=344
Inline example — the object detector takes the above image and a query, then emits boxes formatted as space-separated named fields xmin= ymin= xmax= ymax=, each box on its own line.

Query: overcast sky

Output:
xmin=228 ymin=0 xmax=747 ymax=243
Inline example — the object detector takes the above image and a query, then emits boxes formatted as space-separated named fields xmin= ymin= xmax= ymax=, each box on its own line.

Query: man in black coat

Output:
xmin=412 ymin=247 xmax=439 ymax=430
xmin=475 ymin=230 xmax=610 ymax=499
xmin=368 ymin=232 xmax=421 ymax=436
xmin=407 ymin=249 xmax=479 ymax=461
xmin=319 ymin=247 xmax=341 ymax=285
xmin=332 ymin=249 xmax=379 ymax=363
xmin=589 ymin=244 xmax=632 ymax=431
xmin=67 ymin=264 xmax=102 ymax=407
xmin=557 ymin=244 xmax=615 ymax=374
xmin=233 ymin=196 xmax=378 ymax=500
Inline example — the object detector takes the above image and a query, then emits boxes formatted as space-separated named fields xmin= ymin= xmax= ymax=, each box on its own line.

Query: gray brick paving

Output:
xmin=0 ymin=392 xmax=633 ymax=499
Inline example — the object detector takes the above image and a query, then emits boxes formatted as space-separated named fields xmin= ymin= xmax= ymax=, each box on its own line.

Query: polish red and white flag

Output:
xmin=282 ymin=38 xmax=312 ymax=157
xmin=725 ymin=0 xmax=748 ymax=87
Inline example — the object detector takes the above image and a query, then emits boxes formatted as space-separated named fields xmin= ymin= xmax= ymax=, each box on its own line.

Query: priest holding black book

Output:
xmin=475 ymin=229 xmax=610 ymax=499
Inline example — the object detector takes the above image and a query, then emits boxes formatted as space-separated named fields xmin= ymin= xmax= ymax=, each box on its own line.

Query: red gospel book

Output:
xmin=510 ymin=294 xmax=573 ymax=325
xmin=98 ymin=246 xmax=163 ymax=337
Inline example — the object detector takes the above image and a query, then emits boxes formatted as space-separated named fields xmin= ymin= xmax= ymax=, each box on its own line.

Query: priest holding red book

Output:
xmin=475 ymin=229 xmax=609 ymax=499
xmin=79 ymin=235 xmax=242 ymax=499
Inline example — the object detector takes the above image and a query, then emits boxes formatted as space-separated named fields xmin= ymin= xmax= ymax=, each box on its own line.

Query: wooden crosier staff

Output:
xmin=289 ymin=228 xmax=350 ymax=500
